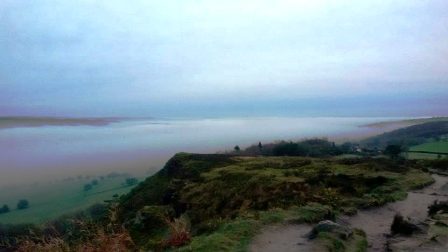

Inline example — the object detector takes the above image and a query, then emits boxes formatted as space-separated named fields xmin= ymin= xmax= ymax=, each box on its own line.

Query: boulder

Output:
xmin=307 ymin=220 xmax=353 ymax=240
xmin=390 ymin=214 xmax=427 ymax=236
xmin=428 ymin=200 xmax=448 ymax=217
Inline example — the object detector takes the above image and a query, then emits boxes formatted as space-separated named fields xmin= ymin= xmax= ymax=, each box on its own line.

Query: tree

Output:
xmin=84 ymin=184 xmax=93 ymax=191
xmin=234 ymin=145 xmax=240 ymax=152
xmin=91 ymin=179 xmax=99 ymax=186
xmin=258 ymin=142 xmax=263 ymax=152
xmin=384 ymin=144 xmax=403 ymax=159
xmin=272 ymin=142 xmax=308 ymax=156
xmin=340 ymin=142 xmax=354 ymax=153
xmin=0 ymin=204 xmax=10 ymax=214
xmin=17 ymin=199 xmax=29 ymax=210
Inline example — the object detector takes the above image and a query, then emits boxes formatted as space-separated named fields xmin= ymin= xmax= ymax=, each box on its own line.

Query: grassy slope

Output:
xmin=119 ymin=153 xmax=434 ymax=251
xmin=406 ymin=141 xmax=448 ymax=159
xmin=0 ymin=177 xmax=138 ymax=224
xmin=361 ymin=121 xmax=448 ymax=149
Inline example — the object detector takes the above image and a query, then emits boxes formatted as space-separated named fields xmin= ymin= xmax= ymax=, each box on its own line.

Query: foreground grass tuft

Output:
xmin=317 ymin=229 xmax=367 ymax=252
xmin=175 ymin=218 xmax=260 ymax=252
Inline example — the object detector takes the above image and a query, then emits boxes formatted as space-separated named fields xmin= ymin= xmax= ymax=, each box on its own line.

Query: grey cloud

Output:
xmin=0 ymin=0 xmax=447 ymax=117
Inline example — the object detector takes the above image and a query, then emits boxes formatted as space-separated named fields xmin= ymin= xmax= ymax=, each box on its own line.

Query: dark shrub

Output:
xmin=88 ymin=203 xmax=108 ymax=221
xmin=0 ymin=223 xmax=41 ymax=248
xmin=0 ymin=204 xmax=9 ymax=214
xmin=17 ymin=199 xmax=29 ymax=210
xmin=302 ymin=139 xmax=342 ymax=157
xmin=273 ymin=142 xmax=307 ymax=156
xmin=384 ymin=145 xmax=403 ymax=158
xmin=427 ymin=159 xmax=448 ymax=171
xmin=133 ymin=205 xmax=175 ymax=231
xmin=84 ymin=184 xmax=93 ymax=191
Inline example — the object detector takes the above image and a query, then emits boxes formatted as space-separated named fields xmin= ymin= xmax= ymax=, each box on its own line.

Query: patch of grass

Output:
xmin=257 ymin=209 xmax=286 ymax=224
xmin=255 ymin=203 xmax=334 ymax=225
xmin=429 ymin=213 xmax=448 ymax=238
xmin=407 ymin=141 xmax=448 ymax=159
xmin=410 ymin=141 xmax=448 ymax=154
xmin=429 ymin=223 xmax=448 ymax=237
xmin=399 ymin=169 xmax=435 ymax=190
xmin=317 ymin=228 xmax=367 ymax=252
xmin=289 ymin=203 xmax=335 ymax=223
xmin=167 ymin=203 xmax=336 ymax=251
xmin=317 ymin=231 xmax=346 ymax=252
xmin=348 ymin=229 xmax=368 ymax=252
xmin=175 ymin=218 xmax=260 ymax=252
xmin=407 ymin=152 xmax=447 ymax=160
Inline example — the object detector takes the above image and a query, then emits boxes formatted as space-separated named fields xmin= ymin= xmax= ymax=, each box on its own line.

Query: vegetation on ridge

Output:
xmin=117 ymin=153 xmax=433 ymax=250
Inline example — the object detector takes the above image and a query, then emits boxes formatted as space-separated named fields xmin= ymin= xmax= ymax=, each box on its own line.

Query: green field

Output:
xmin=410 ymin=141 xmax=448 ymax=153
xmin=0 ymin=176 xmax=140 ymax=224
xmin=407 ymin=141 xmax=448 ymax=159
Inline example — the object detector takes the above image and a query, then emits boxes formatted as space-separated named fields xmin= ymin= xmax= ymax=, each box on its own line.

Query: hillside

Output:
xmin=117 ymin=153 xmax=434 ymax=251
xmin=2 ymin=153 xmax=444 ymax=251
xmin=361 ymin=121 xmax=448 ymax=149
xmin=361 ymin=117 xmax=448 ymax=128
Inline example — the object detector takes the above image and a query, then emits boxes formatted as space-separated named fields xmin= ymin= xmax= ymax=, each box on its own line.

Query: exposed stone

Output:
xmin=390 ymin=214 xmax=427 ymax=236
xmin=307 ymin=220 xmax=353 ymax=240
xmin=428 ymin=200 xmax=448 ymax=217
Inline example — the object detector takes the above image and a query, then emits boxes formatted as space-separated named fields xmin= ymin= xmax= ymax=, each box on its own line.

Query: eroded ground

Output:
xmin=250 ymin=174 xmax=448 ymax=252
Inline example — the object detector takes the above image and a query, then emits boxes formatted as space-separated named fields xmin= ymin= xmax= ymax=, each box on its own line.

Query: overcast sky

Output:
xmin=1 ymin=0 xmax=447 ymax=117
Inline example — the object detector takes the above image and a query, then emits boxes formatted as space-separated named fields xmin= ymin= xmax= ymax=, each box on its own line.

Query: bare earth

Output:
xmin=249 ymin=224 xmax=325 ymax=252
xmin=343 ymin=174 xmax=448 ymax=251
xmin=249 ymin=174 xmax=448 ymax=252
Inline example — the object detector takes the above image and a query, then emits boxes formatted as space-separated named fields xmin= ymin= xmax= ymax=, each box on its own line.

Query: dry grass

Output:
xmin=16 ymin=227 xmax=135 ymax=252
xmin=15 ymin=203 xmax=135 ymax=252
xmin=163 ymin=215 xmax=192 ymax=248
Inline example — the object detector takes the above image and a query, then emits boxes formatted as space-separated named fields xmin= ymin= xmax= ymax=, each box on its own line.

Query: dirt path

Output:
xmin=341 ymin=174 xmax=448 ymax=251
xmin=249 ymin=174 xmax=448 ymax=252
xmin=249 ymin=224 xmax=325 ymax=252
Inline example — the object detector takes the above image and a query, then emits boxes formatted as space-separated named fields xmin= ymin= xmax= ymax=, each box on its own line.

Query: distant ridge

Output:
xmin=361 ymin=120 xmax=448 ymax=148
xmin=0 ymin=116 xmax=153 ymax=129
xmin=361 ymin=116 xmax=448 ymax=128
